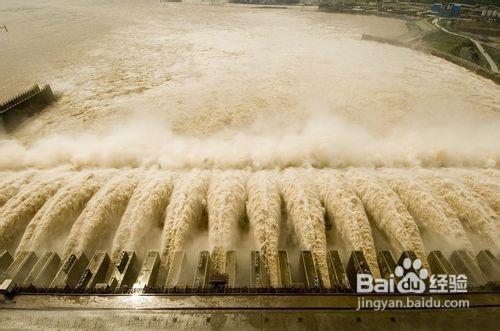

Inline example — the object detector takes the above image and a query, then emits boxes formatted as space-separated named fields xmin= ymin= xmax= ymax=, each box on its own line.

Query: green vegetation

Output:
xmin=483 ymin=44 xmax=500 ymax=68
xmin=422 ymin=30 xmax=490 ymax=70
xmin=445 ymin=19 xmax=499 ymax=39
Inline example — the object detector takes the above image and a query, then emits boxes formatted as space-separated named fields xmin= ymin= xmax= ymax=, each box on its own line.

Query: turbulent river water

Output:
xmin=0 ymin=1 xmax=499 ymax=286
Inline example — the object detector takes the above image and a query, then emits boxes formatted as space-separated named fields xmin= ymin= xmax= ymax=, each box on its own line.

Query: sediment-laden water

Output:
xmin=0 ymin=1 xmax=499 ymax=285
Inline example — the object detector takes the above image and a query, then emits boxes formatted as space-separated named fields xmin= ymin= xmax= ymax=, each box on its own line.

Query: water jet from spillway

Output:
xmin=279 ymin=169 xmax=331 ymax=288
xmin=207 ymin=171 xmax=248 ymax=275
xmin=17 ymin=171 xmax=111 ymax=255
xmin=348 ymin=169 xmax=429 ymax=270
xmin=62 ymin=171 xmax=140 ymax=260
xmin=379 ymin=169 xmax=474 ymax=256
xmin=417 ymin=169 xmax=499 ymax=251
xmin=315 ymin=170 xmax=380 ymax=278
xmin=160 ymin=170 xmax=209 ymax=271
xmin=0 ymin=171 xmax=69 ymax=252
xmin=111 ymin=171 xmax=174 ymax=262
xmin=246 ymin=171 xmax=281 ymax=287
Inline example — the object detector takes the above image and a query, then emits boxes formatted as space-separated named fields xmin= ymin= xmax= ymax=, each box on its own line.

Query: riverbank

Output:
xmin=320 ymin=4 xmax=500 ymax=84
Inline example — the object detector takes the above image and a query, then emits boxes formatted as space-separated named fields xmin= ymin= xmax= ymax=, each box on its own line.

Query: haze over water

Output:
xmin=1 ymin=0 xmax=499 ymax=169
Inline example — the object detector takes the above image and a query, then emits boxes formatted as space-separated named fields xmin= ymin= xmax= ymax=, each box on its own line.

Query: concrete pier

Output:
xmin=225 ymin=251 xmax=237 ymax=288
xmin=108 ymin=251 xmax=139 ymax=290
xmin=0 ymin=251 xmax=13 ymax=273
xmin=3 ymin=252 xmax=38 ymax=284
xmin=327 ymin=250 xmax=350 ymax=290
xmin=133 ymin=250 xmax=160 ymax=292
xmin=193 ymin=251 xmax=210 ymax=289
xmin=278 ymin=250 xmax=292 ymax=288
xmin=77 ymin=251 xmax=110 ymax=290
xmin=428 ymin=250 xmax=456 ymax=275
xmin=450 ymin=250 xmax=486 ymax=287
xmin=346 ymin=251 xmax=371 ymax=289
xmin=378 ymin=250 xmax=397 ymax=280
xmin=250 ymin=251 xmax=269 ymax=288
xmin=22 ymin=252 xmax=60 ymax=288
xmin=476 ymin=250 xmax=500 ymax=283
xmin=165 ymin=251 xmax=186 ymax=288
xmin=300 ymin=251 xmax=320 ymax=288
xmin=50 ymin=253 xmax=88 ymax=289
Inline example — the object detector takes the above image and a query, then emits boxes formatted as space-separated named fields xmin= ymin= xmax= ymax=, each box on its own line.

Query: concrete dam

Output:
xmin=0 ymin=168 xmax=499 ymax=328
xmin=1 ymin=1 xmax=499 ymax=329
xmin=0 ymin=167 xmax=498 ymax=287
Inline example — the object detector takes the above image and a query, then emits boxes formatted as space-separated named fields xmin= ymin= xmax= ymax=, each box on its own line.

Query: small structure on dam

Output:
xmin=0 ymin=84 xmax=55 ymax=130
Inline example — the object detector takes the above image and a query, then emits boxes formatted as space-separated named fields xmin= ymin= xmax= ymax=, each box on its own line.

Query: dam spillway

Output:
xmin=0 ymin=167 xmax=499 ymax=329
xmin=0 ymin=168 xmax=498 ymax=292
xmin=0 ymin=247 xmax=498 ymax=293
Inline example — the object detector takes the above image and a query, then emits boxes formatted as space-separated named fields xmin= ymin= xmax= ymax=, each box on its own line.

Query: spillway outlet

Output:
xmin=0 ymin=248 xmax=498 ymax=296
